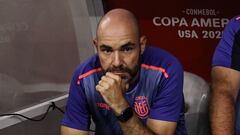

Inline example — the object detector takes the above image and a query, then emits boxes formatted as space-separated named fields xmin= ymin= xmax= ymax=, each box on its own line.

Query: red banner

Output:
xmin=104 ymin=0 xmax=240 ymax=81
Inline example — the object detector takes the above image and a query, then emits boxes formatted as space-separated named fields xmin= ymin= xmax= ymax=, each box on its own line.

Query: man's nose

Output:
xmin=112 ymin=51 xmax=122 ymax=67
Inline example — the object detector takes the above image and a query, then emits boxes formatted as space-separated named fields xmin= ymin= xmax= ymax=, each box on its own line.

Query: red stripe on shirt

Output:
xmin=141 ymin=64 xmax=169 ymax=78
xmin=79 ymin=68 xmax=102 ymax=79
xmin=77 ymin=68 xmax=102 ymax=85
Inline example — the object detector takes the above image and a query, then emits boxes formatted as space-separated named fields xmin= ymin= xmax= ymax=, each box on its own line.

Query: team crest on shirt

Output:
xmin=134 ymin=96 xmax=149 ymax=119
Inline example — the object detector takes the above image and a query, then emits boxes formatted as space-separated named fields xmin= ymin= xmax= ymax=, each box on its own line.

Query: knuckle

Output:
xmin=96 ymin=85 xmax=102 ymax=92
xmin=115 ymin=76 xmax=121 ymax=81
xmin=109 ymin=79 xmax=114 ymax=84
xmin=101 ymin=76 xmax=106 ymax=80
xmin=105 ymin=83 xmax=110 ymax=89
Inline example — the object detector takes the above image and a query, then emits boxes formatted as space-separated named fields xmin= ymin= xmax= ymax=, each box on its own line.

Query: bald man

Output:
xmin=61 ymin=9 xmax=187 ymax=135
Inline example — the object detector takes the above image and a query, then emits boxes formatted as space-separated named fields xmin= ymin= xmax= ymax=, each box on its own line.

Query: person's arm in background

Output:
xmin=210 ymin=66 xmax=240 ymax=135
xmin=210 ymin=16 xmax=240 ymax=135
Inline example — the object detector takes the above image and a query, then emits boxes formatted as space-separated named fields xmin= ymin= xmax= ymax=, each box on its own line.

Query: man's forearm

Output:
xmin=210 ymin=90 xmax=235 ymax=135
xmin=119 ymin=113 xmax=154 ymax=135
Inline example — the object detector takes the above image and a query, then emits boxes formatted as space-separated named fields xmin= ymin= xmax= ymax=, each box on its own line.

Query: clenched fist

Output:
xmin=96 ymin=72 xmax=129 ymax=114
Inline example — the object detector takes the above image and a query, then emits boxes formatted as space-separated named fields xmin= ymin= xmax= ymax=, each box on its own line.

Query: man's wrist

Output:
xmin=112 ymin=100 xmax=129 ymax=115
xmin=115 ymin=106 xmax=134 ymax=122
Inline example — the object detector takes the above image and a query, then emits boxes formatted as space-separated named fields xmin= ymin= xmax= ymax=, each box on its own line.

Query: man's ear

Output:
xmin=140 ymin=36 xmax=147 ymax=54
xmin=93 ymin=39 xmax=98 ymax=48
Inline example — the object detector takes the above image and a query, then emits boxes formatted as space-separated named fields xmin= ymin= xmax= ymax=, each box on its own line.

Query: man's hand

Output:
xmin=96 ymin=72 xmax=129 ymax=114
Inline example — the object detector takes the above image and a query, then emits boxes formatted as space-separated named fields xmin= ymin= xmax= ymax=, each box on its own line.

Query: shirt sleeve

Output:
xmin=61 ymin=69 xmax=90 ymax=131
xmin=212 ymin=17 xmax=240 ymax=71
xmin=149 ymin=59 xmax=184 ymax=122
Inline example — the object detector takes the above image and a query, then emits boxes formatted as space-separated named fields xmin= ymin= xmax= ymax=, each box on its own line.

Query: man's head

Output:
xmin=94 ymin=8 xmax=146 ymax=84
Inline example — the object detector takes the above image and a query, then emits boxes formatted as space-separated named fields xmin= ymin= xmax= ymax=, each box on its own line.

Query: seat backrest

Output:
xmin=183 ymin=71 xmax=211 ymax=135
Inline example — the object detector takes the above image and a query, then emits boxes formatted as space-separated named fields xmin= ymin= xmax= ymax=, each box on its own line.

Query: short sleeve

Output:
xmin=61 ymin=70 xmax=90 ymax=131
xmin=212 ymin=17 xmax=240 ymax=71
xmin=149 ymin=59 xmax=184 ymax=122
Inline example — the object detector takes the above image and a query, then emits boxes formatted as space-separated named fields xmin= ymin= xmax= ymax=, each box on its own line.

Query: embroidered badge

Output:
xmin=134 ymin=96 xmax=149 ymax=118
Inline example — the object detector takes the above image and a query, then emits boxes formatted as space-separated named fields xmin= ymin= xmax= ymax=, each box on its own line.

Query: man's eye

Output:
xmin=122 ymin=47 xmax=133 ymax=52
xmin=102 ymin=49 xmax=112 ymax=54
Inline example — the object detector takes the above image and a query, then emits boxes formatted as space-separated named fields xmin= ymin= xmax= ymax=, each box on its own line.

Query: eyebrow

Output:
xmin=99 ymin=45 xmax=112 ymax=50
xmin=99 ymin=42 xmax=136 ymax=50
xmin=120 ymin=42 xmax=136 ymax=48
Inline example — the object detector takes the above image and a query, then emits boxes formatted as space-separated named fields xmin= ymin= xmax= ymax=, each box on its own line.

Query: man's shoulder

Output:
xmin=223 ymin=15 xmax=240 ymax=35
xmin=212 ymin=16 xmax=240 ymax=70
xmin=141 ymin=46 xmax=183 ymax=79
xmin=230 ymin=15 xmax=240 ymax=25
xmin=142 ymin=45 xmax=182 ymax=69
xmin=74 ymin=54 xmax=101 ymax=76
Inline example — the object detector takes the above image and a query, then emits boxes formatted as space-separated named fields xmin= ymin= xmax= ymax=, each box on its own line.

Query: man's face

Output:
xmin=95 ymin=33 xmax=142 ymax=83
